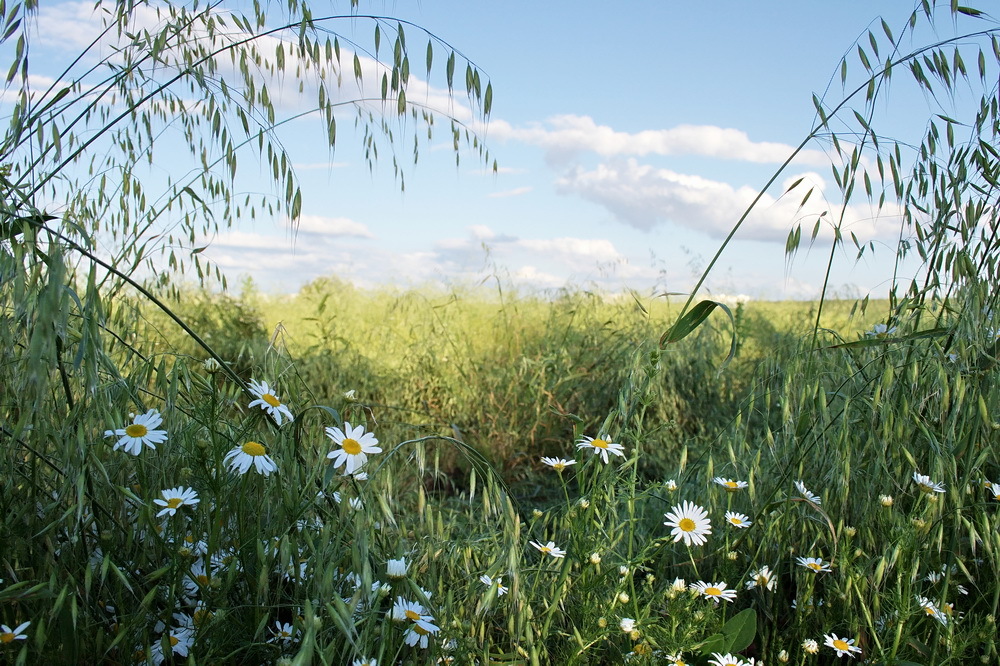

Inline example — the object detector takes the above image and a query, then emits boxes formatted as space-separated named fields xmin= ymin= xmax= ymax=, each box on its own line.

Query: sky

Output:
xmin=11 ymin=1 xmax=993 ymax=300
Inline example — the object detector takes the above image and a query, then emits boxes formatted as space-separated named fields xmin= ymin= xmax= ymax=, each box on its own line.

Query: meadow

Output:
xmin=4 ymin=1 xmax=1000 ymax=663
xmin=4 ymin=275 xmax=999 ymax=664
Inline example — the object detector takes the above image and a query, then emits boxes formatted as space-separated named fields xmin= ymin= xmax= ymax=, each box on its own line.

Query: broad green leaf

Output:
xmin=700 ymin=609 xmax=757 ymax=655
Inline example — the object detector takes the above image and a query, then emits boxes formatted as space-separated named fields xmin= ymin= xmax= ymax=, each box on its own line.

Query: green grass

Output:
xmin=4 ymin=272 xmax=998 ymax=664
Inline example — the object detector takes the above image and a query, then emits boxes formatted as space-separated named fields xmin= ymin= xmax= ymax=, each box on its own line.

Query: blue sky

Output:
xmin=15 ymin=1 xmax=989 ymax=299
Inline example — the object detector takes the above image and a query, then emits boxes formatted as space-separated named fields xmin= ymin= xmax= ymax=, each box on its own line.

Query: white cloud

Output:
xmin=292 ymin=215 xmax=373 ymax=238
xmin=488 ymin=186 xmax=532 ymax=198
xmin=556 ymin=159 xmax=895 ymax=243
xmin=491 ymin=115 xmax=830 ymax=166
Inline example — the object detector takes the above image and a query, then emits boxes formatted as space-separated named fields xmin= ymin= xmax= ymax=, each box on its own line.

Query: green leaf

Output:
xmin=659 ymin=299 xmax=738 ymax=368
xmin=700 ymin=608 xmax=757 ymax=655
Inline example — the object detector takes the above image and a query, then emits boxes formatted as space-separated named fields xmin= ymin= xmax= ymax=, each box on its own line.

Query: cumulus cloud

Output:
xmin=490 ymin=115 xmax=830 ymax=166
xmin=292 ymin=215 xmax=373 ymax=238
xmin=556 ymin=159 xmax=896 ymax=243
xmin=488 ymin=186 xmax=533 ymax=198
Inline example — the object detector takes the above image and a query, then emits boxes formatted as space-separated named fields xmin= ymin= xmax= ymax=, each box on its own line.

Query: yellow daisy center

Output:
xmin=540 ymin=546 xmax=551 ymax=553
xmin=729 ymin=517 xmax=743 ymax=525
xmin=923 ymin=606 xmax=936 ymax=615
xmin=1 ymin=633 xmax=14 ymax=643
xmin=262 ymin=393 xmax=281 ymax=407
xmin=195 ymin=574 xmax=209 ymax=585
xmin=919 ymin=483 xmax=932 ymax=492
xmin=414 ymin=624 xmax=431 ymax=635
xmin=678 ymin=518 xmax=696 ymax=532
xmin=724 ymin=480 xmax=738 ymax=488
xmin=807 ymin=562 xmax=823 ymax=571
xmin=552 ymin=462 xmax=566 ymax=471
xmin=705 ymin=586 xmax=721 ymax=596
xmin=756 ymin=574 xmax=768 ymax=585
xmin=342 ymin=438 xmax=362 ymax=455
xmin=590 ymin=438 xmax=609 ymax=449
xmin=169 ymin=635 xmax=180 ymax=647
xmin=404 ymin=609 xmax=420 ymax=621
xmin=125 ymin=423 xmax=148 ymax=438
xmin=166 ymin=497 xmax=184 ymax=509
xmin=194 ymin=609 xmax=212 ymax=626
xmin=833 ymin=639 xmax=850 ymax=651
xmin=242 ymin=441 xmax=266 ymax=456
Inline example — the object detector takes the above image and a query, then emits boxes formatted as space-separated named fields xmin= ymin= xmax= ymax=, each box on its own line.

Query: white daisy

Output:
xmin=387 ymin=557 xmax=409 ymax=579
xmin=353 ymin=659 xmax=378 ymax=666
xmin=713 ymin=477 xmax=748 ymax=492
xmin=105 ymin=409 xmax=167 ymax=455
xmin=247 ymin=379 xmax=294 ymax=425
xmin=745 ymin=565 xmax=775 ymax=591
xmin=708 ymin=654 xmax=749 ymax=666
xmin=540 ymin=456 xmax=577 ymax=472
xmin=326 ymin=422 xmax=382 ymax=475
xmin=479 ymin=574 xmax=508 ymax=595
xmin=665 ymin=479 xmax=678 ymax=491
xmin=866 ymin=323 xmax=897 ymax=338
xmin=150 ymin=625 xmax=193 ymax=665
xmin=690 ymin=580 xmax=737 ymax=604
xmin=529 ymin=540 xmax=566 ymax=558
xmin=663 ymin=501 xmax=712 ymax=546
xmin=224 ymin=441 xmax=277 ymax=476
xmin=724 ymin=511 xmax=752 ymax=529
xmin=795 ymin=480 xmax=821 ymax=504
xmin=802 ymin=638 xmax=819 ymax=654
xmin=575 ymin=434 xmax=625 ymax=463
xmin=268 ymin=620 xmax=299 ymax=643
xmin=915 ymin=596 xmax=948 ymax=625
xmin=619 ymin=617 xmax=636 ymax=633
xmin=153 ymin=486 xmax=200 ymax=518
xmin=0 ymin=621 xmax=29 ymax=643
xmin=391 ymin=597 xmax=439 ymax=648
xmin=912 ymin=471 xmax=945 ymax=494
xmin=987 ymin=482 xmax=1000 ymax=501
xmin=796 ymin=556 xmax=832 ymax=573
xmin=823 ymin=633 xmax=862 ymax=658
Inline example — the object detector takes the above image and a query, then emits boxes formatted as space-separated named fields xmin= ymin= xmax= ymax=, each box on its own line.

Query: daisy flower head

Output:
xmin=746 ymin=565 xmax=775 ymax=591
xmin=665 ymin=654 xmax=687 ymax=666
xmin=391 ymin=599 xmax=439 ymax=648
xmin=866 ymin=323 xmax=897 ymax=338
xmin=105 ymin=409 xmax=167 ymax=455
xmin=913 ymin=471 xmax=945 ymax=494
xmin=224 ymin=441 xmax=277 ymax=476
xmin=709 ymin=654 xmax=749 ymax=666
xmin=576 ymin=434 xmax=625 ymax=463
xmin=916 ymin=596 xmax=948 ymax=625
xmin=151 ymin=626 xmax=193 ymax=665
xmin=530 ymin=540 xmax=566 ymax=558
xmin=479 ymin=574 xmax=508 ymax=595
xmin=665 ymin=479 xmax=678 ymax=491
xmin=0 ymin=621 xmax=29 ymax=644
xmin=802 ymin=638 xmax=819 ymax=654
xmin=268 ymin=620 xmax=300 ymax=644
xmin=795 ymin=480 xmax=821 ymax=504
xmin=797 ymin=556 xmax=832 ymax=573
xmin=353 ymin=659 xmax=378 ymax=666
xmin=691 ymin=580 xmax=737 ymax=604
xmin=664 ymin=501 xmax=712 ymax=546
xmin=540 ymin=456 xmax=577 ymax=472
xmin=153 ymin=486 xmax=200 ymax=518
xmin=724 ymin=511 xmax=752 ymax=529
xmin=823 ymin=633 xmax=862 ymax=658
xmin=325 ymin=422 xmax=382 ymax=476
xmin=619 ymin=617 xmax=636 ymax=633
xmin=713 ymin=477 xmax=748 ymax=492
xmin=247 ymin=379 xmax=294 ymax=425
xmin=386 ymin=557 xmax=409 ymax=579
xmin=987 ymin=482 xmax=1000 ymax=501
